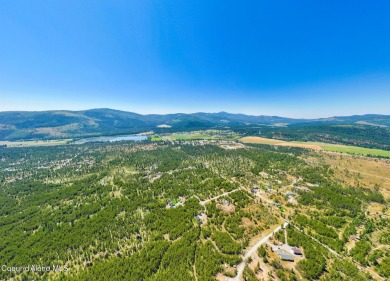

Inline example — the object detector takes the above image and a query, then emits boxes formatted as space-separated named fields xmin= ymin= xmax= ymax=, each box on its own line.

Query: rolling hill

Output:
xmin=0 ymin=109 xmax=389 ymax=150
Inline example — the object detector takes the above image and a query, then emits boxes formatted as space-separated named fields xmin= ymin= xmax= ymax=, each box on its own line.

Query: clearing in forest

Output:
xmin=240 ymin=136 xmax=322 ymax=150
xmin=241 ymin=136 xmax=390 ymax=157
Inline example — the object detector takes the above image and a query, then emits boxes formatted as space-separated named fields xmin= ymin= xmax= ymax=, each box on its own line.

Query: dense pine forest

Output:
xmin=0 ymin=140 xmax=388 ymax=280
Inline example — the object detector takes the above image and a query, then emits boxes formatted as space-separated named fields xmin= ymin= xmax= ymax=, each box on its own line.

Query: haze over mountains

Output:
xmin=0 ymin=109 xmax=389 ymax=139
xmin=0 ymin=108 xmax=389 ymax=144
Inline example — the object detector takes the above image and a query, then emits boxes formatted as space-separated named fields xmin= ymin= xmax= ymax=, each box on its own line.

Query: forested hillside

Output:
xmin=236 ymin=124 xmax=390 ymax=150
xmin=0 ymin=140 xmax=388 ymax=280
xmin=1 ymin=109 xmax=390 ymax=151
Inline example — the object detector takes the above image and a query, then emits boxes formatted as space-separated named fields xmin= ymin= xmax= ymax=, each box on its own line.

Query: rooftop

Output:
xmin=277 ymin=249 xmax=294 ymax=261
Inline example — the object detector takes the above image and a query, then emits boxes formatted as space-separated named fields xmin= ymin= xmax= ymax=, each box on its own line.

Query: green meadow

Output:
xmin=150 ymin=136 xmax=163 ymax=141
xmin=169 ymin=134 xmax=214 ymax=141
xmin=312 ymin=142 xmax=390 ymax=157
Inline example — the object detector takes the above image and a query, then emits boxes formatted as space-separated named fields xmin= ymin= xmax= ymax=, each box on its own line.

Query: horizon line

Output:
xmin=0 ymin=107 xmax=388 ymax=120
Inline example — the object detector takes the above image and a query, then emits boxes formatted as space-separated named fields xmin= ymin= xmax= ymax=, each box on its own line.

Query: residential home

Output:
xmin=291 ymin=247 xmax=303 ymax=256
xmin=277 ymin=249 xmax=294 ymax=261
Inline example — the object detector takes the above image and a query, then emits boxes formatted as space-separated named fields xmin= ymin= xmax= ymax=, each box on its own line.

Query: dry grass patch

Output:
xmin=242 ymin=217 xmax=256 ymax=229
xmin=319 ymin=153 xmax=390 ymax=197
xmin=217 ymin=203 xmax=235 ymax=214
xmin=282 ymin=141 xmax=322 ymax=150
xmin=240 ymin=136 xmax=322 ymax=150
xmin=241 ymin=136 xmax=285 ymax=145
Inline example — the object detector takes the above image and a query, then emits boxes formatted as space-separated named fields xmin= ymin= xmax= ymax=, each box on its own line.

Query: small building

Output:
xmin=167 ymin=197 xmax=186 ymax=209
xmin=291 ymin=247 xmax=302 ymax=256
xmin=194 ymin=213 xmax=207 ymax=224
xmin=277 ymin=249 xmax=294 ymax=261
xmin=287 ymin=196 xmax=297 ymax=204
xmin=294 ymin=186 xmax=310 ymax=192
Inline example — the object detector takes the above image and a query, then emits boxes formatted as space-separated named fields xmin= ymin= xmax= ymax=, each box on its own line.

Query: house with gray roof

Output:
xmin=277 ymin=249 xmax=294 ymax=261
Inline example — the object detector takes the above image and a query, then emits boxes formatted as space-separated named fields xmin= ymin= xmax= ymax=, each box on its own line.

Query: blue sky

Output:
xmin=1 ymin=1 xmax=390 ymax=118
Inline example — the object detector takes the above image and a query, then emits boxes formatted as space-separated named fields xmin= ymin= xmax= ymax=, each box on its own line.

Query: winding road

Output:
xmin=226 ymin=221 xmax=289 ymax=281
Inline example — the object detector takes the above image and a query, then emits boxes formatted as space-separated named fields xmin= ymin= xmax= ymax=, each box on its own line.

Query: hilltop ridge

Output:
xmin=1 ymin=109 xmax=390 ymax=150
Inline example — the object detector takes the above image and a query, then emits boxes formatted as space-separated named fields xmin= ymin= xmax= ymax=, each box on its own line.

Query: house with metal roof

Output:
xmin=277 ymin=249 xmax=294 ymax=261
xmin=292 ymin=247 xmax=303 ymax=256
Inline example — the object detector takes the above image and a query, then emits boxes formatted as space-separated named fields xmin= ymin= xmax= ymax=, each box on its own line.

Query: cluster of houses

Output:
xmin=252 ymin=185 xmax=275 ymax=195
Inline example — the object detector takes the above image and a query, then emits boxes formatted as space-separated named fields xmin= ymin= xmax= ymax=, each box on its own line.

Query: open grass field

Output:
xmin=173 ymin=133 xmax=213 ymax=140
xmin=240 ymin=136 xmax=322 ymax=150
xmin=314 ymin=142 xmax=390 ymax=157
xmin=160 ymin=131 xmax=219 ymax=141
xmin=241 ymin=136 xmax=390 ymax=157
xmin=150 ymin=136 xmax=163 ymax=141
xmin=161 ymin=130 xmax=240 ymax=141
xmin=312 ymin=153 xmax=390 ymax=198
xmin=279 ymin=141 xmax=322 ymax=150
xmin=240 ymin=136 xmax=284 ymax=145
xmin=0 ymin=139 xmax=72 ymax=147
xmin=161 ymin=134 xmax=213 ymax=141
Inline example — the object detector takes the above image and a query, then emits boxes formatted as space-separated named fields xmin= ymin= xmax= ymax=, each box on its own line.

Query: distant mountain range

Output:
xmin=0 ymin=108 xmax=390 ymax=149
